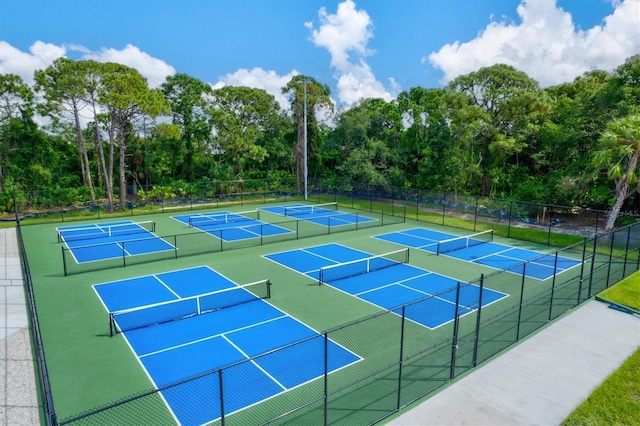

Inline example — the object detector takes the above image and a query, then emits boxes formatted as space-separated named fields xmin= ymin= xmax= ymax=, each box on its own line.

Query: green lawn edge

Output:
xmin=563 ymin=273 xmax=640 ymax=425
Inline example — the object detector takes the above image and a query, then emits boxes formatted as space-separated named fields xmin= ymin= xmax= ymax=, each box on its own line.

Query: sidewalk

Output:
xmin=388 ymin=300 xmax=640 ymax=425
xmin=0 ymin=228 xmax=39 ymax=425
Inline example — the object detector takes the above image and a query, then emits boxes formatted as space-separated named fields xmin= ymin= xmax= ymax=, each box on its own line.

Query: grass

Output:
xmin=563 ymin=274 xmax=640 ymax=425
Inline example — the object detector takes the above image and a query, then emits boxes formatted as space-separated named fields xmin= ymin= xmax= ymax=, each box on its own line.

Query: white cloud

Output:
xmin=211 ymin=67 xmax=300 ymax=110
xmin=429 ymin=0 xmax=640 ymax=87
xmin=0 ymin=41 xmax=66 ymax=85
xmin=81 ymin=44 xmax=175 ymax=88
xmin=308 ymin=0 xmax=395 ymax=106
xmin=0 ymin=41 xmax=175 ymax=89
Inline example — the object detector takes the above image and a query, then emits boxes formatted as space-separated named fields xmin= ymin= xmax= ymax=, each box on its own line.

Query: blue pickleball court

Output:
xmin=93 ymin=266 xmax=360 ymax=425
xmin=172 ymin=210 xmax=292 ymax=242
xmin=263 ymin=243 xmax=507 ymax=329
xmin=261 ymin=203 xmax=377 ymax=227
xmin=374 ymin=228 xmax=582 ymax=280
xmin=57 ymin=220 xmax=174 ymax=263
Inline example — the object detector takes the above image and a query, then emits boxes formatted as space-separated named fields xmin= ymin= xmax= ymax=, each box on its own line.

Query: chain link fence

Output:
xmin=13 ymin=181 xmax=639 ymax=425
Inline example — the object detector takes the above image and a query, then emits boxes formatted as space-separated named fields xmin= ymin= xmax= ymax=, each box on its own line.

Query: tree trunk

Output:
xmin=604 ymin=183 xmax=628 ymax=232
xmin=106 ymin=115 xmax=116 ymax=213
xmin=604 ymin=151 xmax=640 ymax=232
xmin=73 ymin=106 xmax=96 ymax=204
xmin=118 ymin=123 xmax=128 ymax=211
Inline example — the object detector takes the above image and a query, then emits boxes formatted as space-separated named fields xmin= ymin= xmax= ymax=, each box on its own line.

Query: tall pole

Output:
xmin=303 ymin=79 xmax=308 ymax=201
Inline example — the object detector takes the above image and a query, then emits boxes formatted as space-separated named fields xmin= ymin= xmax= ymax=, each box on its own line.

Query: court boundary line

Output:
xmin=94 ymin=264 xmax=363 ymax=425
xmin=373 ymin=228 xmax=583 ymax=282
xmin=264 ymin=243 xmax=508 ymax=330
xmin=170 ymin=212 xmax=295 ymax=243
xmin=222 ymin=334 xmax=288 ymax=391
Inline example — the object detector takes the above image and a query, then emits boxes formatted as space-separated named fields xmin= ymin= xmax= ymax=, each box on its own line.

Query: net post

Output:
xmin=174 ymin=235 xmax=178 ymax=259
xmin=266 ymin=279 xmax=272 ymax=298
xmin=109 ymin=313 xmax=115 ymax=337
xmin=62 ymin=247 xmax=68 ymax=276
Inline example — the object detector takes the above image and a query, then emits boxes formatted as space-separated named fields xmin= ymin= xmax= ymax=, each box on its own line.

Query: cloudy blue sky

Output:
xmin=1 ymin=0 xmax=638 ymax=109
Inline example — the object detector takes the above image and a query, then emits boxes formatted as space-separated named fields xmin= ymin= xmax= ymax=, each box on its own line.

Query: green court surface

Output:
xmin=22 ymin=202 xmax=599 ymax=423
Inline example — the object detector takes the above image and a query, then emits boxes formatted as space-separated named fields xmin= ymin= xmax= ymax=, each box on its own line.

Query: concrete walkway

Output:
xmin=388 ymin=300 xmax=640 ymax=425
xmin=0 ymin=228 xmax=39 ymax=425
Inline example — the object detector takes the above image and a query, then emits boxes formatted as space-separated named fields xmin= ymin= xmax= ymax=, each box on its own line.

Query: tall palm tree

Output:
xmin=594 ymin=114 xmax=640 ymax=231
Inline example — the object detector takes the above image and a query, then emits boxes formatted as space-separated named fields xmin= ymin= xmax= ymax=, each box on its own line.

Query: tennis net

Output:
xmin=284 ymin=202 xmax=338 ymax=217
xmin=57 ymin=220 xmax=155 ymax=243
xmin=318 ymin=248 xmax=410 ymax=285
xmin=109 ymin=279 xmax=271 ymax=335
xmin=436 ymin=230 xmax=494 ymax=255
xmin=188 ymin=209 xmax=259 ymax=228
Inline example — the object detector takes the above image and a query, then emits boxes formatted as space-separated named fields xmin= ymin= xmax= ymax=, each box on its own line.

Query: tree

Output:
xmin=0 ymin=74 xmax=33 ymax=123
xmin=283 ymin=76 xmax=332 ymax=192
xmin=161 ymin=74 xmax=213 ymax=181
xmin=397 ymin=87 xmax=457 ymax=189
xmin=35 ymin=58 xmax=97 ymax=204
xmin=98 ymin=63 xmax=168 ymax=209
xmin=207 ymin=86 xmax=280 ymax=175
xmin=0 ymin=74 xmax=35 ymax=191
xmin=448 ymin=64 xmax=543 ymax=196
xmin=594 ymin=114 xmax=640 ymax=231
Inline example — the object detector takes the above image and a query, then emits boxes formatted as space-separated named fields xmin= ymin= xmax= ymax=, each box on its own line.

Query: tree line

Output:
xmin=0 ymin=55 xmax=639 ymax=229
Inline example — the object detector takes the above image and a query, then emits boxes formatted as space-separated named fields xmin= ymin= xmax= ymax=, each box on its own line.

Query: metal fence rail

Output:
xmin=51 ymin=222 xmax=640 ymax=426
xmin=15 ymin=201 xmax=57 ymax=425
xmin=14 ymin=182 xmax=640 ymax=426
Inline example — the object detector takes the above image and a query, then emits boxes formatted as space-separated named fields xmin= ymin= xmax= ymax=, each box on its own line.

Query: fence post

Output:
xmin=605 ymin=231 xmax=615 ymax=288
xmin=324 ymin=333 xmax=329 ymax=426
xmin=473 ymin=196 xmax=479 ymax=232
xmin=623 ymin=226 xmax=631 ymax=277
xmin=219 ymin=369 xmax=225 ymax=426
xmin=548 ymin=253 xmax=559 ymax=321
xmin=472 ymin=274 xmax=484 ymax=367
xmin=397 ymin=306 xmax=406 ymax=410
xmin=576 ymin=238 xmax=588 ymax=305
xmin=507 ymin=201 xmax=513 ymax=238
xmin=449 ymin=282 xmax=461 ymax=380
xmin=442 ymin=192 xmax=446 ymax=226
xmin=587 ymin=235 xmax=598 ymax=298
xmin=515 ymin=263 xmax=526 ymax=341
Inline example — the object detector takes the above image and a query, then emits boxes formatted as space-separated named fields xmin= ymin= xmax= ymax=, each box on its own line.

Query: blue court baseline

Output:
xmin=57 ymin=221 xmax=174 ymax=263
xmin=261 ymin=204 xmax=377 ymax=227
xmin=93 ymin=266 xmax=360 ymax=425
xmin=172 ymin=211 xmax=292 ymax=242
xmin=374 ymin=228 xmax=582 ymax=280
xmin=263 ymin=243 xmax=507 ymax=329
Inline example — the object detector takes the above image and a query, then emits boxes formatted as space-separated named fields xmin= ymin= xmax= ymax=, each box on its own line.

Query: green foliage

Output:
xmin=3 ymin=56 xmax=640 ymax=217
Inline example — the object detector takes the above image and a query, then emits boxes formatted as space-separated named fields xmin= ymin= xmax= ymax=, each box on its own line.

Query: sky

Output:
xmin=1 ymin=0 xmax=639 ymax=110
